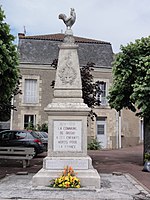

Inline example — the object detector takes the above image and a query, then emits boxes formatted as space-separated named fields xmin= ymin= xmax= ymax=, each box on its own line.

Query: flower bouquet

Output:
xmin=50 ymin=166 xmax=81 ymax=188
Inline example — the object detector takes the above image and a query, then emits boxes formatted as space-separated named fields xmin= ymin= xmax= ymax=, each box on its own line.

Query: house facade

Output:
xmin=11 ymin=33 xmax=142 ymax=149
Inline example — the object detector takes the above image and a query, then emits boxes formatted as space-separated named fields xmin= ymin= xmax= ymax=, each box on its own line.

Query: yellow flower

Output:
xmin=73 ymin=177 xmax=78 ymax=182
xmin=64 ymin=176 xmax=69 ymax=181
xmin=70 ymin=176 xmax=73 ymax=182
xmin=55 ymin=178 xmax=58 ymax=184
xmin=50 ymin=166 xmax=81 ymax=188
xmin=58 ymin=178 xmax=62 ymax=183
xmin=58 ymin=184 xmax=62 ymax=187
xmin=76 ymin=185 xmax=80 ymax=188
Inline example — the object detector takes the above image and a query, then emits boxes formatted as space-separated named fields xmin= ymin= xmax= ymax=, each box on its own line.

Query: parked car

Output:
xmin=34 ymin=131 xmax=48 ymax=151
xmin=0 ymin=130 xmax=44 ymax=156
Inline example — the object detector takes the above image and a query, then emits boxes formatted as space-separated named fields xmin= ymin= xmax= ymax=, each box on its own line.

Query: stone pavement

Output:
xmin=0 ymin=145 xmax=150 ymax=199
xmin=89 ymin=145 xmax=150 ymax=191
xmin=0 ymin=172 xmax=150 ymax=200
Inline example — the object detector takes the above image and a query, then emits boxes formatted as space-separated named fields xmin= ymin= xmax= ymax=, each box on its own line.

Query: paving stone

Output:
xmin=0 ymin=173 xmax=149 ymax=200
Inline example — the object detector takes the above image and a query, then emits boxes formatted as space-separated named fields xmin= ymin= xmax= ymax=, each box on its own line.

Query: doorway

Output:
xmin=96 ymin=117 xmax=107 ymax=149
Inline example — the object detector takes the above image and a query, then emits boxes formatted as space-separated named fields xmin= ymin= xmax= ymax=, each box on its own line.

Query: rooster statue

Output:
xmin=59 ymin=8 xmax=76 ymax=29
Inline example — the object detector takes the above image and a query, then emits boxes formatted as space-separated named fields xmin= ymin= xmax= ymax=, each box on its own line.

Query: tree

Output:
xmin=108 ymin=36 xmax=150 ymax=156
xmin=80 ymin=62 xmax=98 ymax=108
xmin=0 ymin=6 xmax=20 ymax=121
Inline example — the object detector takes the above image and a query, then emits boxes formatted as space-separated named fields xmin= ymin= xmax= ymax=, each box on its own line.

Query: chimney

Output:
xmin=18 ymin=33 xmax=25 ymax=38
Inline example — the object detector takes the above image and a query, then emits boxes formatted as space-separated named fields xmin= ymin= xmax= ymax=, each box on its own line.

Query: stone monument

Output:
xmin=32 ymin=8 xmax=100 ymax=188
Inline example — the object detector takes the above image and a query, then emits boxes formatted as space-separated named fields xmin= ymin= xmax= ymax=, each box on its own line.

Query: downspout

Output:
xmin=118 ymin=110 xmax=122 ymax=148
xmin=116 ymin=111 xmax=119 ymax=149
xmin=10 ymin=96 xmax=14 ymax=130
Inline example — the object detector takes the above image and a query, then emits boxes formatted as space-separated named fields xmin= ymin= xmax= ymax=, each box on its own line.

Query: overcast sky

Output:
xmin=1 ymin=0 xmax=150 ymax=53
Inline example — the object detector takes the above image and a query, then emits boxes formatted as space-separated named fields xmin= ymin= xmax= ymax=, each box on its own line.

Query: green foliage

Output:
xmin=80 ymin=62 xmax=97 ymax=108
xmin=87 ymin=138 xmax=102 ymax=150
xmin=36 ymin=123 xmax=48 ymax=132
xmin=0 ymin=6 xmax=20 ymax=120
xmin=144 ymin=152 xmax=150 ymax=162
xmin=108 ymin=36 xmax=150 ymax=119
xmin=25 ymin=122 xmax=36 ymax=131
xmin=26 ymin=123 xmax=48 ymax=132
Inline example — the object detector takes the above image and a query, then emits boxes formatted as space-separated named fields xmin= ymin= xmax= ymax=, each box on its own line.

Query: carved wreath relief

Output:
xmin=58 ymin=53 xmax=77 ymax=85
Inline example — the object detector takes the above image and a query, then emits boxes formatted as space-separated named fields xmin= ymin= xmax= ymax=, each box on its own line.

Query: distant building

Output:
xmin=11 ymin=33 xmax=142 ymax=149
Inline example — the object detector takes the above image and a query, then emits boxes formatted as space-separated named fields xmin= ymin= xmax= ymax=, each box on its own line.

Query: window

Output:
xmin=96 ymin=81 xmax=107 ymax=105
xmin=0 ymin=131 xmax=13 ymax=140
xmin=24 ymin=115 xmax=36 ymax=129
xmin=96 ymin=117 xmax=106 ymax=135
xmin=24 ymin=79 xmax=38 ymax=103
xmin=96 ymin=117 xmax=107 ymax=148
xmin=97 ymin=124 xmax=105 ymax=135
xmin=15 ymin=131 xmax=27 ymax=139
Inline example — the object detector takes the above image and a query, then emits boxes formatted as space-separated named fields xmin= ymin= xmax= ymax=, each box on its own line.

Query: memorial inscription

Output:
xmin=53 ymin=120 xmax=82 ymax=151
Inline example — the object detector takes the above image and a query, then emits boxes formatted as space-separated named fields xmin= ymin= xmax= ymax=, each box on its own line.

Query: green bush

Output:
xmin=37 ymin=123 xmax=48 ymax=132
xmin=87 ymin=138 xmax=102 ymax=150
xmin=144 ymin=152 xmax=150 ymax=162
xmin=26 ymin=122 xmax=36 ymax=131
xmin=26 ymin=123 xmax=48 ymax=132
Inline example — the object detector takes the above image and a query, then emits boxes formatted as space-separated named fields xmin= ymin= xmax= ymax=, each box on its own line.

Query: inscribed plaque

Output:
xmin=53 ymin=120 xmax=82 ymax=151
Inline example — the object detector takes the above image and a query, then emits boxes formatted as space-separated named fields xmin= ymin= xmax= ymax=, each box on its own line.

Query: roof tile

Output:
xmin=18 ymin=33 xmax=110 ymax=45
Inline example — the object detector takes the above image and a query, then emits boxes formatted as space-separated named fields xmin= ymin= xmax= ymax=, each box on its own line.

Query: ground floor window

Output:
xmin=24 ymin=114 xmax=36 ymax=129
xmin=97 ymin=122 xmax=105 ymax=135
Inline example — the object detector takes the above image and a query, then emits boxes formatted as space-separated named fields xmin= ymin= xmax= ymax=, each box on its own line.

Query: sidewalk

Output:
xmin=0 ymin=172 xmax=149 ymax=200
xmin=89 ymin=144 xmax=150 ymax=191
xmin=0 ymin=145 xmax=150 ymax=200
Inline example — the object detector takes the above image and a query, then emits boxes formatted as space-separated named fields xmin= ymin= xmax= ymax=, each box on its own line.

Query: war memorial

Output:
xmin=32 ymin=8 xmax=101 ymax=188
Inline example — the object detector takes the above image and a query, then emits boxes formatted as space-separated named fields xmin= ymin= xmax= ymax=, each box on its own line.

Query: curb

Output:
xmin=125 ymin=173 xmax=150 ymax=198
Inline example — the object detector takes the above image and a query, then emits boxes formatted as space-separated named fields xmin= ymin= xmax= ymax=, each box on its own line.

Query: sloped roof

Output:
xmin=18 ymin=33 xmax=113 ymax=68
xmin=18 ymin=33 xmax=110 ymax=45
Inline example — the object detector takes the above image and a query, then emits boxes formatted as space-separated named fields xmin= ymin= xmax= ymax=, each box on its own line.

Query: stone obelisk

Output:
xmin=32 ymin=8 xmax=100 ymax=188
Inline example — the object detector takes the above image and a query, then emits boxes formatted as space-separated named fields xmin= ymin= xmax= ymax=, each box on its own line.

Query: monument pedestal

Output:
xmin=33 ymin=156 xmax=100 ymax=188
xmin=33 ymin=104 xmax=101 ymax=188
xmin=32 ymin=32 xmax=100 ymax=189
xmin=33 ymin=169 xmax=100 ymax=188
